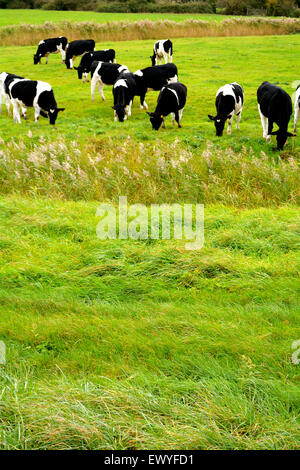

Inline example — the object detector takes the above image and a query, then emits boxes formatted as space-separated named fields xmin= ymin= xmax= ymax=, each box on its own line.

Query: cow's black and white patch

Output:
xmin=65 ymin=40 xmax=95 ymax=69
xmin=112 ymin=72 xmax=137 ymax=122
xmin=294 ymin=84 xmax=300 ymax=133
xmin=147 ymin=81 xmax=187 ymax=130
xmin=8 ymin=79 xmax=65 ymax=125
xmin=150 ymin=39 xmax=173 ymax=66
xmin=257 ymin=81 xmax=294 ymax=150
xmin=90 ymin=62 xmax=129 ymax=101
xmin=0 ymin=72 xmax=26 ymax=115
xmin=133 ymin=63 xmax=178 ymax=110
xmin=208 ymin=82 xmax=244 ymax=137
xmin=34 ymin=37 xmax=68 ymax=64
xmin=74 ymin=49 xmax=116 ymax=81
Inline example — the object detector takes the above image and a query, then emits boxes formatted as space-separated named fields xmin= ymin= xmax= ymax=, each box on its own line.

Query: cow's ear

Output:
xmin=146 ymin=112 xmax=154 ymax=117
xmin=271 ymin=131 xmax=278 ymax=135
xmin=112 ymin=106 xmax=116 ymax=110
xmin=287 ymin=132 xmax=296 ymax=137
xmin=208 ymin=115 xmax=215 ymax=121
xmin=57 ymin=108 xmax=65 ymax=113
xmin=73 ymin=66 xmax=78 ymax=70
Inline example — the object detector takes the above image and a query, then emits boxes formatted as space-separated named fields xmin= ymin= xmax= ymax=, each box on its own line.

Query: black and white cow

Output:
xmin=133 ymin=63 xmax=178 ymax=110
xmin=8 ymin=79 xmax=65 ymax=125
xmin=294 ymin=84 xmax=300 ymax=133
xmin=65 ymin=39 xmax=95 ymax=69
xmin=208 ymin=82 xmax=244 ymax=137
xmin=150 ymin=39 xmax=173 ymax=66
xmin=112 ymin=72 xmax=137 ymax=122
xmin=33 ymin=37 xmax=68 ymax=64
xmin=74 ymin=49 xmax=116 ymax=82
xmin=91 ymin=61 xmax=129 ymax=101
xmin=147 ymin=82 xmax=187 ymax=131
xmin=257 ymin=81 xmax=295 ymax=150
xmin=0 ymin=72 xmax=25 ymax=115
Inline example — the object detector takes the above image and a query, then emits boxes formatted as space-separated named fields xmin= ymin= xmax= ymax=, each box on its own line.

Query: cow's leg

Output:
xmin=258 ymin=104 xmax=268 ymax=139
xmin=91 ymin=75 xmax=98 ymax=101
xmin=34 ymin=105 xmax=41 ymax=122
xmin=98 ymin=80 xmax=105 ymax=101
xmin=227 ymin=115 xmax=234 ymax=135
xmin=169 ymin=51 xmax=173 ymax=63
xmin=174 ymin=110 xmax=181 ymax=128
xmin=236 ymin=110 xmax=242 ymax=130
xmin=11 ymin=100 xmax=21 ymax=124
xmin=294 ymin=105 xmax=299 ymax=133
xmin=140 ymin=90 xmax=147 ymax=110
xmin=267 ymin=120 xmax=273 ymax=143
xmin=171 ymin=113 xmax=175 ymax=126
xmin=21 ymin=106 xmax=27 ymax=120
xmin=162 ymin=117 xmax=166 ymax=129
xmin=178 ymin=108 xmax=184 ymax=127
xmin=5 ymin=96 xmax=11 ymax=115
xmin=128 ymin=100 xmax=133 ymax=117
xmin=163 ymin=52 xmax=168 ymax=64
xmin=114 ymin=110 xmax=117 ymax=122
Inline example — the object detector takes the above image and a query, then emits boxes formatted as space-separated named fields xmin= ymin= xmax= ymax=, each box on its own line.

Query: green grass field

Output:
xmin=0 ymin=24 xmax=299 ymax=449
xmin=0 ymin=9 xmax=230 ymax=27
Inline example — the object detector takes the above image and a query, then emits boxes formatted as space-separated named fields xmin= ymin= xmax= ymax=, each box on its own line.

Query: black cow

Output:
xmin=112 ymin=72 xmax=137 ymax=122
xmin=0 ymin=72 xmax=25 ymax=115
xmin=34 ymin=37 xmax=68 ymax=64
xmin=91 ymin=61 xmax=129 ymax=101
xmin=8 ymin=79 xmax=65 ymax=125
xmin=257 ymin=81 xmax=295 ymax=150
xmin=133 ymin=63 xmax=178 ymax=110
xmin=208 ymin=82 xmax=244 ymax=137
xmin=150 ymin=39 xmax=173 ymax=66
xmin=65 ymin=39 xmax=95 ymax=69
xmin=74 ymin=49 xmax=116 ymax=81
xmin=147 ymin=82 xmax=187 ymax=131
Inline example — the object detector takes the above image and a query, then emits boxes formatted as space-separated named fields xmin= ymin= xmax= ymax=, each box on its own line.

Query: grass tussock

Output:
xmin=0 ymin=135 xmax=298 ymax=206
xmin=1 ymin=17 xmax=300 ymax=46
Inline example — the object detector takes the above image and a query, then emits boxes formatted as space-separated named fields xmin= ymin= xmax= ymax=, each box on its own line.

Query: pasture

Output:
xmin=0 ymin=26 xmax=299 ymax=450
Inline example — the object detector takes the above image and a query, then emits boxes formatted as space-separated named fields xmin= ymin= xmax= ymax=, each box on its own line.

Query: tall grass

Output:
xmin=1 ymin=17 xmax=300 ymax=46
xmin=0 ymin=136 xmax=298 ymax=206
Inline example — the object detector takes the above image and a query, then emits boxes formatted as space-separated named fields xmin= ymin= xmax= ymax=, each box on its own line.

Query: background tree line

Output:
xmin=0 ymin=0 xmax=299 ymax=17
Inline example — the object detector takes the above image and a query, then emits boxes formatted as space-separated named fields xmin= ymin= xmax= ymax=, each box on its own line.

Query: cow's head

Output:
xmin=74 ymin=66 xmax=87 ymax=80
xmin=271 ymin=129 xmax=296 ymax=151
xmin=33 ymin=54 xmax=41 ymax=65
xmin=65 ymin=58 xmax=71 ymax=69
xmin=147 ymin=112 xmax=163 ymax=131
xmin=48 ymin=107 xmax=65 ymax=125
xmin=112 ymin=105 xmax=126 ymax=122
xmin=150 ymin=54 xmax=156 ymax=66
xmin=208 ymin=114 xmax=231 ymax=137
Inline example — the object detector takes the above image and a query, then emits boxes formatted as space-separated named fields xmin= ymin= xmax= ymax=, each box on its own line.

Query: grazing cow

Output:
xmin=65 ymin=39 xmax=95 ymax=69
xmin=91 ymin=61 xmax=129 ymax=101
xmin=8 ymin=79 xmax=65 ymax=125
xmin=150 ymin=39 xmax=173 ymax=66
xmin=112 ymin=72 xmax=137 ymax=122
xmin=133 ymin=63 xmax=178 ymax=110
xmin=33 ymin=37 xmax=68 ymax=64
xmin=74 ymin=49 xmax=116 ymax=82
xmin=208 ymin=82 xmax=244 ymax=137
xmin=0 ymin=72 xmax=26 ymax=115
xmin=294 ymin=84 xmax=300 ymax=133
xmin=257 ymin=81 xmax=295 ymax=150
xmin=147 ymin=82 xmax=187 ymax=131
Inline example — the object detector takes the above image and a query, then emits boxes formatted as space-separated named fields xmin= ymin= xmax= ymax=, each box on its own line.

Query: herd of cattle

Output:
xmin=1 ymin=36 xmax=300 ymax=149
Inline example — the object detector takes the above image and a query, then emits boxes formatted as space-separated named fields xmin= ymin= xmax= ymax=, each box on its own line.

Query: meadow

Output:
xmin=0 ymin=19 xmax=299 ymax=449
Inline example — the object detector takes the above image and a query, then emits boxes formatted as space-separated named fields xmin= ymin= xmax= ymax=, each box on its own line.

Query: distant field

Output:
xmin=0 ymin=9 xmax=230 ymax=27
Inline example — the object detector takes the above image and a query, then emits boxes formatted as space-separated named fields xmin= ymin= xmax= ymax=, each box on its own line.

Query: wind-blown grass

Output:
xmin=1 ymin=17 xmax=300 ymax=46
xmin=0 ymin=196 xmax=299 ymax=449
xmin=0 ymin=136 xmax=298 ymax=206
